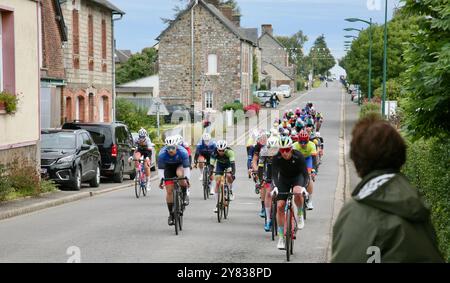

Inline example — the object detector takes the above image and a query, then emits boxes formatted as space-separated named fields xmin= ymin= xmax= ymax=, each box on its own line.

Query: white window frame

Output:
xmin=75 ymin=96 xmax=80 ymax=120
xmin=205 ymin=91 xmax=213 ymax=109
xmin=207 ymin=54 xmax=218 ymax=75
xmin=98 ymin=96 xmax=104 ymax=122
xmin=0 ymin=13 xmax=3 ymax=91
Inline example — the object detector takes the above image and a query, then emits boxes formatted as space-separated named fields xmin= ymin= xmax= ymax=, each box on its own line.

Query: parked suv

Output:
xmin=164 ymin=104 xmax=203 ymax=124
xmin=253 ymin=91 xmax=274 ymax=108
xmin=62 ymin=122 xmax=135 ymax=183
xmin=40 ymin=129 xmax=101 ymax=190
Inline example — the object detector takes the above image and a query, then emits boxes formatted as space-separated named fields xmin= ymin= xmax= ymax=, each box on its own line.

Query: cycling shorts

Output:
xmin=305 ymin=156 xmax=313 ymax=172
xmin=136 ymin=148 xmax=152 ymax=160
xmin=164 ymin=164 xmax=183 ymax=186
xmin=276 ymin=175 xmax=308 ymax=201
xmin=215 ymin=163 xmax=232 ymax=177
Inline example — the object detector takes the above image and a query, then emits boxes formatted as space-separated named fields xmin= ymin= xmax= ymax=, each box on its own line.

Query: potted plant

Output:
xmin=0 ymin=91 xmax=19 ymax=114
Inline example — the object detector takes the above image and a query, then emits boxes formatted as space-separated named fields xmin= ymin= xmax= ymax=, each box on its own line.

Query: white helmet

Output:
xmin=282 ymin=129 xmax=290 ymax=136
xmin=216 ymin=140 xmax=228 ymax=150
xmin=279 ymin=136 xmax=293 ymax=149
xmin=291 ymin=130 xmax=298 ymax=136
xmin=173 ymin=134 xmax=183 ymax=145
xmin=315 ymin=132 xmax=321 ymax=138
xmin=138 ymin=128 xmax=148 ymax=138
xmin=165 ymin=136 xmax=178 ymax=147
xmin=267 ymin=136 xmax=280 ymax=148
xmin=202 ymin=132 xmax=211 ymax=141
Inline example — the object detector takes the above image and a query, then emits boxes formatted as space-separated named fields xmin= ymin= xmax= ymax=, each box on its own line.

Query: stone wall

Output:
xmin=0 ymin=144 xmax=39 ymax=169
xmin=259 ymin=34 xmax=295 ymax=80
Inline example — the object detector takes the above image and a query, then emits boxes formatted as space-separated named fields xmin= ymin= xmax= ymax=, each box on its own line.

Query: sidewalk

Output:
xmin=0 ymin=180 xmax=141 ymax=221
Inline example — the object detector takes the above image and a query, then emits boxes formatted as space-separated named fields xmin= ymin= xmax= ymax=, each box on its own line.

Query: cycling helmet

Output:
xmin=282 ymin=128 xmax=290 ymax=136
xmin=315 ymin=132 xmax=321 ymax=138
xmin=299 ymin=131 xmax=309 ymax=142
xmin=291 ymin=129 xmax=298 ymax=136
xmin=267 ymin=136 xmax=280 ymax=148
xmin=202 ymin=132 xmax=211 ymax=141
xmin=165 ymin=136 xmax=178 ymax=146
xmin=279 ymin=136 xmax=293 ymax=149
xmin=287 ymin=124 xmax=292 ymax=129
xmin=216 ymin=140 xmax=228 ymax=150
xmin=138 ymin=128 xmax=148 ymax=138
xmin=174 ymin=134 xmax=183 ymax=145
xmin=257 ymin=131 xmax=268 ymax=145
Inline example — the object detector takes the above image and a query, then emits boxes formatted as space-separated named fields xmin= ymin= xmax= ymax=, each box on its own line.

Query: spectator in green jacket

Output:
xmin=331 ymin=114 xmax=444 ymax=263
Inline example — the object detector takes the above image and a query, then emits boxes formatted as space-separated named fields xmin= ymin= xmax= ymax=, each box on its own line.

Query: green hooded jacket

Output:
xmin=331 ymin=170 xmax=444 ymax=263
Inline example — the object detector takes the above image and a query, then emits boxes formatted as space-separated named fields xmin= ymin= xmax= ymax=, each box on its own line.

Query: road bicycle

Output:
xmin=133 ymin=156 xmax=148 ymax=198
xmin=197 ymin=161 xmax=211 ymax=200
xmin=213 ymin=169 xmax=232 ymax=223
xmin=160 ymin=176 xmax=189 ymax=235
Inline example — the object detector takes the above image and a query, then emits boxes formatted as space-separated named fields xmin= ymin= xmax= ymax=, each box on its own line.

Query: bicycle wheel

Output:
xmin=290 ymin=211 xmax=295 ymax=256
xmin=271 ymin=200 xmax=277 ymax=241
xmin=223 ymin=184 xmax=229 ymax=219
xmin=142 ymin=173 xmax=147 ymax=197
xmin=135 ymin=170 xmax=141 ymax=199
xmin=217 ymin=184 xmax=223 ymax=223
xmin=178 ymin=190 xmax=183 ymax=231
xmin=203 ymin=168 xmax=208 ymax=200
xmin=286 ymin=204 xmax=292 ymax=262
xmin=173 ymin=188 xmax=179 ymax=235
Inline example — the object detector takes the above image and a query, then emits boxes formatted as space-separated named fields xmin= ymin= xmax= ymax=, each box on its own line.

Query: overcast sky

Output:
xmin=110 ymin=0 xmax=402 ymax=76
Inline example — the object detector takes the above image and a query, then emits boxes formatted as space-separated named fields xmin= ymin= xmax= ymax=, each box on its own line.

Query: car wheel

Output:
xmin=265 ymin=102 xmax=271 ymax=108
xmin=113 ymin=162 xmax=124 ymax=183
xmin=72 ymin=166 xmax=82 ymax=191
xmin=89 ymin=164 xmax=101 ymax=188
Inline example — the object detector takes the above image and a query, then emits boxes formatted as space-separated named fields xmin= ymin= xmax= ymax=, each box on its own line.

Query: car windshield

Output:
xmin=41 ymin=133 xmax=76 ymax=149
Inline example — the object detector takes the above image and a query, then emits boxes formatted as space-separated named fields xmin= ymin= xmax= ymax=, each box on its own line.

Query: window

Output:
xmin=82 ymin=133 xmax=92 ymax=145
xmin=98 ymin=96 xmax=104 ymax=122
xmin=88 ymin=93 xmax=94 ymax=122
xmin=76 ymin=134 xmax=83 ymax=148
xmin=0 ymin=13 xmax=3 ymax=91
xmin=205 ymin=91 xmax=213 ymax=109
xmin=207 ymin=54 xmax=217 ymax=75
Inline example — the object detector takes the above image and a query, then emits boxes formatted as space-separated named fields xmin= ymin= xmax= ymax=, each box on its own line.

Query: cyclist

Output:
xmin=261 ymin=136 xmax=280 ymax=232
xmin=293 ymin=131 xmax=317 ymax=210
xmin=272 ymin=136 xmax=309 ymax=250
xmin=158 ymin=136 xmax=191 ymax=226
xmin=210 ymin=140 xmax=236 ymax=210
xmin=295 ymin=118 xmax=305 ymax=133
xmin=251 ymin=130 xmax=270 ymax=218
xmin=131 ymin=128 xmax=153 ymax=191
xmin=246 ymin=129 xmax=260 ymax=179
xmin=174 ymin=134 xmax=192 ymax=168
xmin=316 ymin=112 xmax=324 ymax=131
xmin=193 ymin=133 xmax=216 ymax=183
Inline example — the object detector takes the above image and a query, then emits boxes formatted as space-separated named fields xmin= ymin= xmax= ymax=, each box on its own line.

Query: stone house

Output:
xmin=60 ymin=0 xmax=124 ymax=124
xmin=0 ymin=0 xmax=41 ymax=167
xmin=157 ymin=0 xmax=258 ymax=113
xmin=40 ymin=0 xmax=68 ymax=129
xmin=259 ymin=24 xmax=296 ymax=90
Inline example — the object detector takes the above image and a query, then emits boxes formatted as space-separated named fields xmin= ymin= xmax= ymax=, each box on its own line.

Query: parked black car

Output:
xmin=40 ymin=129 xmax=101 ymax=190
xmin=62 ymin=122 xmax=135 ymax=183
xmin=164 ymin=104 xmax=203 ymax=124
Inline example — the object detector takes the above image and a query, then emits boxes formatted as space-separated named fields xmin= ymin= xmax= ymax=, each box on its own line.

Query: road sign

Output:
xmin=147 ymin=98 xmax=169 ymax=116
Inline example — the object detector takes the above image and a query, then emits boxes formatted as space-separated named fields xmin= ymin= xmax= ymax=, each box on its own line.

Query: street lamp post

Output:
xmin=345 ymin=17 xmax=373 ymax=101
xmin=381 ymin=0 xmax=388 ymax=118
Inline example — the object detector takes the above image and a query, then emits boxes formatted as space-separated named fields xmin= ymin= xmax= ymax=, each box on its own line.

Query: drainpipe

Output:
xmin=112 ymin=12 xmax=123 ymax=123
xmin=191 ymin=0 xmax=198 ymax=113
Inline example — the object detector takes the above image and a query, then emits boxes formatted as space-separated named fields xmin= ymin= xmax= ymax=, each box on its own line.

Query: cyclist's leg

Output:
xmin=143 ymin=151 xmax=151 ymax=178
xmin=134 ymin=151 xmax=142 ymax=170
xmin=258 ymin=166 xmax=265 ymax=214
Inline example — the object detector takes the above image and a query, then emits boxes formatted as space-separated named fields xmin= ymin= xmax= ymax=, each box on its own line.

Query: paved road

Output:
xmin=0 ymin=82 xmax=344 ymax=263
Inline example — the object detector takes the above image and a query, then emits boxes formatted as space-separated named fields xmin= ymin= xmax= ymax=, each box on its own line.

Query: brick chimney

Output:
xmin=232 ymin=14 xmax=241 ymax=27
xmin=204 ymin=0 xmax=220 ymax=8
xmin=262 ymin=24 xmax=273 ymax=36
xmin=220 ymin=6 xmax=234 ymax=22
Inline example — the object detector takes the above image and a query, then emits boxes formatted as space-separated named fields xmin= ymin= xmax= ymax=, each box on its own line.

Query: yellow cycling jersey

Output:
xmin=293 ymin=141 xmax=317 ymax=157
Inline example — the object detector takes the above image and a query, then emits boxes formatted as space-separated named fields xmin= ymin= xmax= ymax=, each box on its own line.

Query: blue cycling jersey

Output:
xmin=157 ymin=146 xmax=190 ymax=169
xmin=195 ymin=140 xmax=217 ymax=157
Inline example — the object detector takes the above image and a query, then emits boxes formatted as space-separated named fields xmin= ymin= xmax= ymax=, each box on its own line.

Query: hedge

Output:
xmin=402 ymin=136 xmax=450 ymax=262
xmin=222 ymin=102 xmax=244 ymax=112
xmin=359 ymin=102 xmax=381 ymax=119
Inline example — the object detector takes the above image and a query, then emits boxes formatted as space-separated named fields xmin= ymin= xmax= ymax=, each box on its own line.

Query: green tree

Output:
xmin=116 ymin=48 xmax=158 ymax=85
xmin=401 ymin=0 xmax=450 ymax=139
xmin=252 ymin=53 xmax=259 ymax=84
xmin=116 ymin=98 xmax=160 ymax=132
xmin=340 ymin=10 xmax=419 ymax=98
xmin=275 ymin=30 xmax=309 ymax=78
xmin=307 ymin=35 xmax=335 ymax=77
